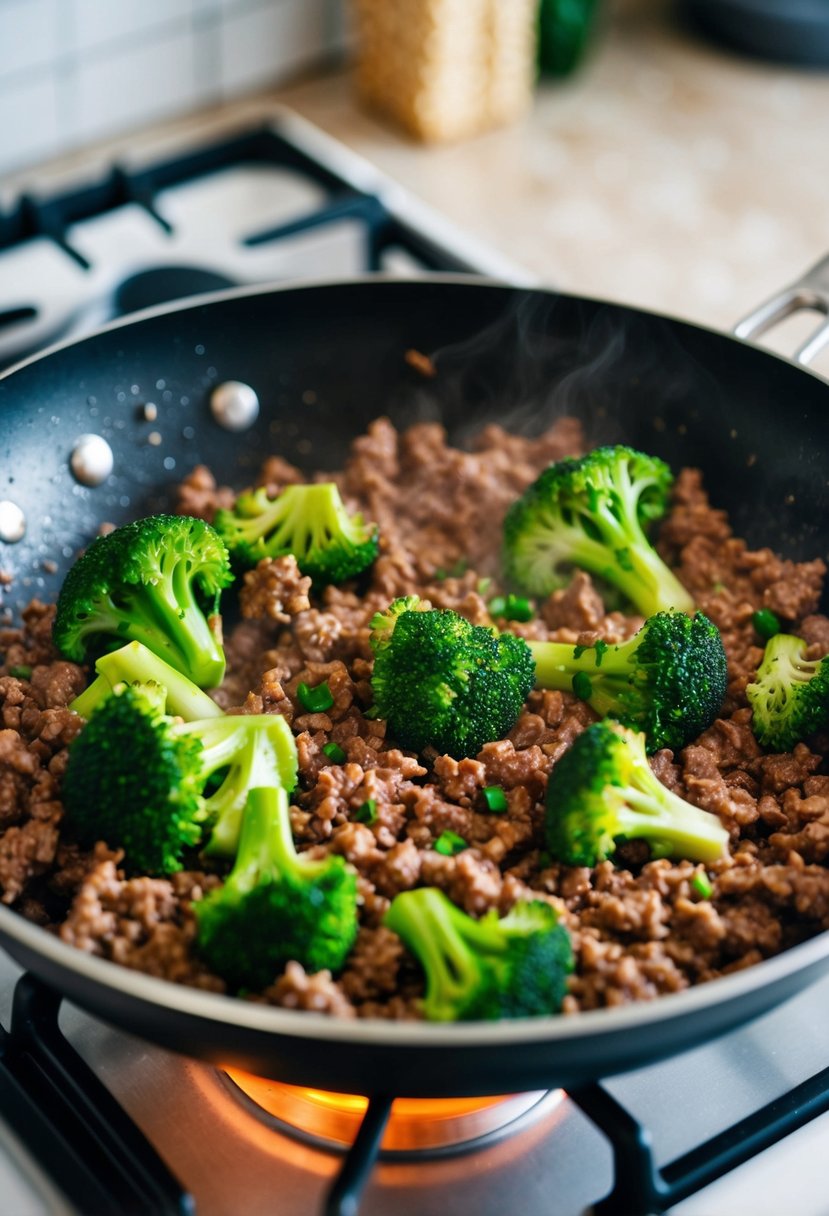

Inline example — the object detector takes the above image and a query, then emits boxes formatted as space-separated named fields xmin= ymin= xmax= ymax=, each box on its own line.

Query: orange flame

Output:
xmin=225 ymin=1070 xmax=561 ymax=1153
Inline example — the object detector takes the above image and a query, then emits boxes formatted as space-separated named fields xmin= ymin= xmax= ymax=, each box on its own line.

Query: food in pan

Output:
xmin=525 ymin=609 xmax=727 ymax=753
xmin=502 ymin=444 xmax=695 ymax=615
xmin=214 ymin=481 xmax=379 ymax=588
xmin=746 ymin=633 xmax=829 ymax=751
xmin=62 ymin=681 xmax=298 ymax=872
xmin=194 ymin=785 xmax=359 ymax=991
xmin=368 ymin=595 xmax=536 ymax=759
xmin=53 ymin=514 xmax=233 ymax=688
xmin=1 ymin=417 xmax=827 ymax=1021
xmin=544 ymin=721 xmax=730 ymax=867
xmin=383 ymin=888 xmax=573 ymax=1021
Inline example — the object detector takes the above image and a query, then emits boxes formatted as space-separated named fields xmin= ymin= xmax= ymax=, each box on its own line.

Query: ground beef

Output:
xmin=58 ymin=857 xmax=225 ymax=989
xmin=340 ymin=925 xmax=405 ymax=1005
xmin=239 ymin=555 xmax=312 ymax=624
xmin=259 ymin=960 xmax=356 ymax=1017
xmin=2 ymin=416 xmax=827 ymax=1020
xmin=175 ymin=464 xmax=235 ymax=522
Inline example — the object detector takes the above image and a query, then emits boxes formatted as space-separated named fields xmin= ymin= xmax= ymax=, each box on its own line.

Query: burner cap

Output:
xmin=222 ymin=1070 xmax=563 ymax=1158
xmin=114 ymin=266 xmax=236 ymax=315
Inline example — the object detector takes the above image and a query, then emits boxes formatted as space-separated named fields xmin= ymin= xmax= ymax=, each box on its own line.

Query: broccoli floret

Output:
xmin=369 ymin=596 xmax=535 ymax=758
xmin=54 ymin=514 xmax=233 ymax=689
xmin=62 ymin=685 xmax=297 ymax=874
xmin=529 ymin=610 xmax=727 ymax=753
xmin=195 ymin=786 xmax=357 ymax=989
xmin=70 ymin=640 xmax=222 ymax=722
xmin=213 ymin=482 xmax=378 ymax=587
xmin=384 ymin=887 xmax=572 ymax=1021
xmin=545 ymin=720 xmax=729 ymax=866
xmin=746 ymin=633 xmax=829 ymax=751
xmin=503 ymin=445 xmax=695 ymax=617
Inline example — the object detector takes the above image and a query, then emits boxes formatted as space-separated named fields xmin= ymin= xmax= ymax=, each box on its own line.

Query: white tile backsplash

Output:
xmin=219 ymin=0 xmax=333 ymax=97
xmin=0 ymin=0 xmax=61 ymax=82
xmin=0 ymin=73 xmax=61 ymax=168
xmin=68 ymin=0 xmax=193 ymax=55
xmin=0 ymin=0 xmax=345 ymax=176
xmin=70 ymin=27 xmax=201 ymax=145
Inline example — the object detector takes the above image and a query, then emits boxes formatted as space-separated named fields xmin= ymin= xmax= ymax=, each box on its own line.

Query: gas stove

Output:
xmin=0 ymin=109 xmax=532 ymax=371
xmin=2 ymin=111 xmax=829 ymax=1216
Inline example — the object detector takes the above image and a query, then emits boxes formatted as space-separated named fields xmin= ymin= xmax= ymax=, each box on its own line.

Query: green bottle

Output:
xmin=538 ymin=0 xmax=601 ymax=76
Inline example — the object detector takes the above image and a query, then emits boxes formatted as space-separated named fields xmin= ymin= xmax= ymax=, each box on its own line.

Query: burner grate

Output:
xmin=570 ymin=1070 xmax=829 ymax=1215
xmin=0 ymin=974 xmax=191 ymax=1216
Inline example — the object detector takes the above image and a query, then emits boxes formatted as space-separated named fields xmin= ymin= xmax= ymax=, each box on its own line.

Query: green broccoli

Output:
xmin=383 ymin=887 xmax=573 ymax=1021
xmin=503 ymin=445 xmax=694 ymax=617
xmin=213 ymin=482 xmax=378 ymax=586
xmin=529 ymin=610 xmax=727 ymax=753
xmin=369 ymin=596 xmax=535 ymax=758
xmin=195 ymin=786 xmax=358 ymax=990
xmin=54 ymin=514 xmax=233 ymax=689
xmin=70 ymin=640 xmax=222 ymax=722
xmin=746 ymin=633 xmax=829 ymax=751
xmin=62 ymin=684 xmax=297 ymax=874
xmin=545 ymin=720 xmax=729 ymax=867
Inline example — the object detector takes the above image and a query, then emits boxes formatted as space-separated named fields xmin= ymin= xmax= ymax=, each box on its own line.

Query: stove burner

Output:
xmin=114 ymin=266 xmax=237 ymax=315
xmin=222 ymin=1069 xmax=563 ymax=1158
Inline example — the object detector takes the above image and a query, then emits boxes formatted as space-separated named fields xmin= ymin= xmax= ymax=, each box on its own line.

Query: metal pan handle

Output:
xmin=733 ymin=254 xmax=829 ymax=367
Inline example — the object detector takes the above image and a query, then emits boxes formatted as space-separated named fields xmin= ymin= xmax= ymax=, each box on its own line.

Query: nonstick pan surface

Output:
xmin=1 ymin=277 xmax=828 ymax=1097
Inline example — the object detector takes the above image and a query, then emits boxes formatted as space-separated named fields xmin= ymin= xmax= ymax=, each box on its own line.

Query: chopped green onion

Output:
xmin=592 ymin=639 xmax=608 ymax=667
xmin=354 ymin=798 xmax=378 ymax=824
xmin=297 ymin=681 xmax=334 ymax=713
xmin=482 ymin=785 xmax=508 ymax=813
xmin=572 ymin=672 xmax=593 ymax=700
xmin=691 ymin=872 xmax=713 ymax=900
xmin=322 ymin=741 xmax=346 ymax=764
xmin=476 ymin=577 xmax=493 ymax=596
xmin=8 ymin=665 xmax=32 ymax=680
xmin=752 ymin=608 xmax=781 ymax=641
xmin=572 ymin=639 xmax=608 ymax=666
xmin=434 ymin=830 xmax=467 ymax=856
xmin=488 ymin=593 xmax=534 ymax=623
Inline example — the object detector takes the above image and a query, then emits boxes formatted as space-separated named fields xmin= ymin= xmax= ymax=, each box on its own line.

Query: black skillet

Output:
xmin=0 ymin=276 xmax=828 ymax=1098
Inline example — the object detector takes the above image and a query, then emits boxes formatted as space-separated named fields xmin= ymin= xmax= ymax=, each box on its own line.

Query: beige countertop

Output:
xmin=4 ymin=0 xmax=828 ymax=363
xmin=271 ymin=0 xmax=829 ymax=348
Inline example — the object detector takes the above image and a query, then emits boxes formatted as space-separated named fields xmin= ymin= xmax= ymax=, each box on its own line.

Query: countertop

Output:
xmin=3 ymin=0 xmax=828 ymax=359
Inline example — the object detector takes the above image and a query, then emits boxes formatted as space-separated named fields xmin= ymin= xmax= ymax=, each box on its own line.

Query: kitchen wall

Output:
xmin=0 ymin=0 xmax=346 ymax=176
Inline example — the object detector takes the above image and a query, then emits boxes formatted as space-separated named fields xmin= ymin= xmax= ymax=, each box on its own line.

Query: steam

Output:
xmin=396 ymin=288 xmax=721 ymax=454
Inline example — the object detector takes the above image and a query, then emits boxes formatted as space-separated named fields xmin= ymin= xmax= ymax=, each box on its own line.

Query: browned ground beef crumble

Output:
xmin=1 ymin=416 xmax=828 ymax=1020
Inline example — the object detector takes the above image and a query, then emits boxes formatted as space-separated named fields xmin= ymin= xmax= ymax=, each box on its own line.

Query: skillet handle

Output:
xmin=733 ymin=254 xmax=829 ymax=366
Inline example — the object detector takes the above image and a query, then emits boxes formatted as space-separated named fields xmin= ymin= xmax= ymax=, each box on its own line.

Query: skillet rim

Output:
xmin=1 ymin=274 xmax=828 ymax=1050
xmin=1 ymin=898 xmax=829 ymax=1046
xmin=1 ymin=272 xmax=828 ymax=388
